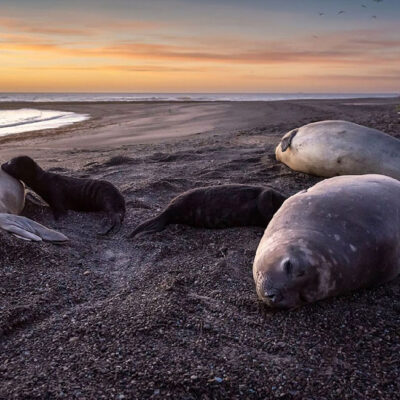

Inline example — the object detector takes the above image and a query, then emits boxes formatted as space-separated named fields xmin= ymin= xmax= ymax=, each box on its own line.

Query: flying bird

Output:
xmin=319 ymin=12 xmax=325 ymax=16
xmin=337 ymin=10 xmax=345 ymax=15
xmin=361 ymin=4 xmax=367 ymax=8
xmin=373 ymin=0 xmax=383 ymax=3
xmin=371 ymin=15 xmax=378 ymax=19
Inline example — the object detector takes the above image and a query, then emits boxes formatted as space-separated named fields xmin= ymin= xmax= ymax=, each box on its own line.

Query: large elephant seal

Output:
xmin=275 ymin=120 xmax=400 ymax=179
xmin=130 ymin=184 xmax=286 ymax=238
xmin=0 ymin=168 xmax=68 ymax=242
xmin=253 ymin=174 xmax=400 ymax=309
xmin=2 ymin=156 xmax=126 ymax=235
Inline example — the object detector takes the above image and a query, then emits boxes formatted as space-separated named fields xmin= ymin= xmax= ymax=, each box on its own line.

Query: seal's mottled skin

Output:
xmin=253 ymin=174 xmax=400 ymax=309
xmin=2 ymin=156 xmax=125 ymax=234
xmin=275 ymin=120 xmax=400 ymax=179
xmin=130 ymin=184 xmax=286 ymax=238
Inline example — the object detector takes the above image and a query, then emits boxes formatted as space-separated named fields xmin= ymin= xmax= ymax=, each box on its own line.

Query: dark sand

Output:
xmin=0 ymin=98 xmax=399 ymax=399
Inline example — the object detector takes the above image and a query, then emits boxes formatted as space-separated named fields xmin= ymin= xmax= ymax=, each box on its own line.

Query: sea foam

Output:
xmin=0 ymin=109 xmax=89 ymax=137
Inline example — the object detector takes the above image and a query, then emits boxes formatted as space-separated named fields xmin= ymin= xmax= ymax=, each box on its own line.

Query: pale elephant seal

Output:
xmin=0 ymin=168 xmax=25 ymax=215
xmin=253 ymin=174 xmax=400 ymax=309
xmin=275 ymin=120 xmax=400 ymax=179
xmin=130 ymin=184 xmax=286 ymax=238
xmin=0 ymin=168 xmax=68 ymax=243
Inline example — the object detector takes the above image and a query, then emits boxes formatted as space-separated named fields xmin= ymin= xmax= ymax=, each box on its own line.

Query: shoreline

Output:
xmin=0 ymin=108 xmax=89 ymax=138
xmin=0 ymin=96 xmax=398 ymax=150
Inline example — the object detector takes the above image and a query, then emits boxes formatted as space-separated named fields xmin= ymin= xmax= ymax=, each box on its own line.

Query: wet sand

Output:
xmin=0 ymin=98 xmax=399 ymax=399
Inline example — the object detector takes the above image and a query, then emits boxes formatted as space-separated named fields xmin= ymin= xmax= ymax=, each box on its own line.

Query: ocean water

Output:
xmin=0 ymin=108 xmax=89 ymax=137
xmin=0 ymin=92 xmax=398 ymax=103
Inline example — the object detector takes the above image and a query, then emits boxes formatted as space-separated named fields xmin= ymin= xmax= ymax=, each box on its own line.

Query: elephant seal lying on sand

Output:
xmin=275 ymin=120 xmax=400 ymax=179
xmin=2 ymin=156 xmax=126 ymax=235
xmin=130 ymin=184 xmax=286 ymax=238
xmin=0 ymin=168 xmax=68 ymax=242
xmin=253 ymin=174 xmax=400 ymax=309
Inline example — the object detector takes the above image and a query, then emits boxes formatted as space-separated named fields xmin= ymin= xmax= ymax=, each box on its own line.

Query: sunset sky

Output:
xmin=1 ymin=0 xmax=399 ymax=93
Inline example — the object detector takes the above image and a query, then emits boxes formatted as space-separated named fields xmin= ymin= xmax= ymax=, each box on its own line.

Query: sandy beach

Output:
xmin=0 ymin=97 xmax=399 ymax=399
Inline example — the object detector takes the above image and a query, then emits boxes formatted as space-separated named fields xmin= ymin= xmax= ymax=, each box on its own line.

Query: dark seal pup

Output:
xmin=253 ymin=174 xmax=400 ymax=309
xmin=2 ymin=156 xmax=125 ymax=235
xmin=130 ymin=184 xmax=286 ymax=238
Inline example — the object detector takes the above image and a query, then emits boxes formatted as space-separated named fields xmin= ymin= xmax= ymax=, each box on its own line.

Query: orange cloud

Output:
xmin=0 ymin=17 xmax=95 ymax=36
xmin=1 ymin=28 xmax=399 ymax=67
xmin=16 ymin=64 xmax=218 ymax=73
xmin=0 ymin=16 xmax=163 ymax=37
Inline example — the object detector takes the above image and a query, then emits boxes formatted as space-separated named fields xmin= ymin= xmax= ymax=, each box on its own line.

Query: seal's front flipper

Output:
xmin=0 ymin=214 xmax=68 ymax=243
xmin=26 ymin=191 xmax=49 ymax=207
xmin=97 ymin=219 xmax=115 ymax=236
xmin=97 ymin=212 xmax=124 ymax=236
xmin=129 ymin=212 xmax=169 ymax=239
xmin=279 ymin=128 xmax=298 ymax=152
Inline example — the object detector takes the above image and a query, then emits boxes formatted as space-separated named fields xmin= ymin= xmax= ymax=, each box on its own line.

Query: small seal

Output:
xmin=253 ymin=174 xmax=400 ymax=309
xmin=2 ymin=156 xmax=125 ymax=234
xmin=275 ymin=120 xmax=400 ymax=179
xmin=129 ymin=184 xmax=286 ymax=238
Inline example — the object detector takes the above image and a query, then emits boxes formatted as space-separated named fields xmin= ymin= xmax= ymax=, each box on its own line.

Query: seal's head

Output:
xmin=253 ymin=239 xmax=334 ymax=309
xmin=2 ymin=156 xmax=40 ymax=182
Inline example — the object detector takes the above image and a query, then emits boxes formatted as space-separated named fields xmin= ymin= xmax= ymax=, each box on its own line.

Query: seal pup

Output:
xmin=275 ymin=120 xmax=400 ymax=179
xmin=2 ymin=156 xmax=125 ymax=235
xmin=130 ymin=184 xmax=286 ymax=238
xmin=0 ymin=168 xmax=68 ymax=242
xmin=253 ymin=174 xmax=400 ymax=309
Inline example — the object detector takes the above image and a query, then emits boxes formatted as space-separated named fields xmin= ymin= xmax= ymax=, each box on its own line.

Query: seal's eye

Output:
xmin=283 ymin=259 xmax=292 ymax=274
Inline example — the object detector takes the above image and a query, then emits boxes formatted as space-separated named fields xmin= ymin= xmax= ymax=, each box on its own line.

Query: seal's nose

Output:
xmin=267 ymin=293 xmax=277 ymax=302
xmin=265 ymin=291 xmax=283 ymax=305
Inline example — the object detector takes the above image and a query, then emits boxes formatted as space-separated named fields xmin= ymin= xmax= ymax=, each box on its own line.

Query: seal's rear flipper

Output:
xmin=9 ymin=226 xmax=42 ymax=242
xmin=0 ymin=214 xmax=68 ymax=243
xmin=129 ymin=212 xmax=169 ymax=239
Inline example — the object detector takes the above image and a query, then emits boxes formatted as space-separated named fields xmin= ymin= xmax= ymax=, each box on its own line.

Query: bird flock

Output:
xmin=312 ymin=0 xmax=385 ymax=38
xmin=318 ymin=0 xmax=384 ymax=20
